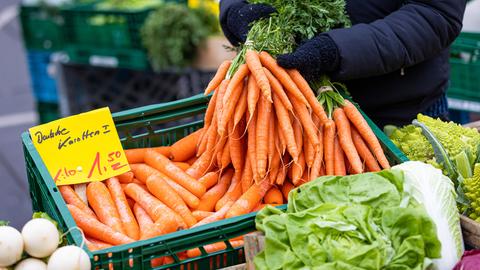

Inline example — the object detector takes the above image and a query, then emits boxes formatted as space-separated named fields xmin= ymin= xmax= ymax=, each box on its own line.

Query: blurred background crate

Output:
xmin=19 ymin=4 xmax=65 ymax=51
xmin=447 ymin=32 xmax=480 ymax=124
xmin=56 ymin=63 xmax=215 ymax=116
xmin=26 ymin=50 xmax=59 ymax=103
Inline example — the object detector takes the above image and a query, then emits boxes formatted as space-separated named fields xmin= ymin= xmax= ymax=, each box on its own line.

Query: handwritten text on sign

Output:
xmin=29 ymin=108 xmax=130 ymax=185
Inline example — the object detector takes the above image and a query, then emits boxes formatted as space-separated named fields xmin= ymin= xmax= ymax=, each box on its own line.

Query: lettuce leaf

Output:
xmin=255 ymin=168 xmax=442 ymax=270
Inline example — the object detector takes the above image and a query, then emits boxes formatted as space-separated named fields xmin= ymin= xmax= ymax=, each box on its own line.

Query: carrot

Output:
xmin=205 ymin=60 xmax=231 ymax=95
xmin=256 ymin=95 xmax=272 ymax=179
xmin=125 ymin=147 xmax=171 ymax=164
xmin=59 ymin=185 xmax=97 ymax=219
xmin=219 ymin=81 xmax=245 ymax=136
xmin=173 ymin=162 xmax=190 ymax=171
xmin=202 ymin=113 xmax=218 ymax=156
xmin=234 ymin=83 xmax=248 ymax=128
xmin=259 ymin=51 xmax=308 ymax=106
xmin=126 ymin=198 xmax=135 ymax=210
xmin=275 ymin=162 xmax=287 ymax=186
xmin=124 ymin=183 xmax=185 ymax=230
xmin=106 ymin=178 xmax=140 ymax=240
xmin=310 ymin=151 xmax=323 ymax=181
xmin=186 ymin=240 xmax=244 ymax=258
xmin=67 ymin=204 xmax=134 ymax=246
xmin=164 ymin=178 xmax=200 ymax=209
xmin=273 ymin=93 xmax=299 ymax=161
xmin=214 ymin=79 xmax=230 ymax=115
xmin=170 ymin=129 xmax=203 ymax=162
xmin=85 ymin=237 xmax=112 ymax=251
xmin=291 ymin=152 xmax=306 ymax=186
xmin=247 ymin=110 xmax=258 ymax=181
xmin=333 ymin=108 xmax=363 ymax=174
xmin=334 ymin=137 xmax=347 ymax=176
xmin=196 ymin=169 xmax=234 ymax=212
xmin=132 ymin=204 xmax=156 ymax=240
xmin=225 ymin=179 xmax=271 ymax=218
xmin=145 ymin=149 xmax=206 ymax=197
xmin=304 ymin=133 xmax=315 ymax=168
xmin=247 ymin=75 xmax=260 ymax=118
xmin=125 ymin=148 xmax=146 ymax=164
xmin=278 ymin=126 xmax=287 ymax=154
xmin=222 ymin=64 xmax=249 ymax=106
xmin=192 ymin=211 xmax=213 ymax=222
xmin=310 ymin=126 xmax=324 ymax=181
xmin=351 ymin=127 xmax=381 ymax=172
xmin=86 ymin=182 xmax=125 ymax=234
xmin=287 ymin=69 xmax=328 ymax=123
xmin=215 ymin=170 xmax=242 ymax=211
xmin=288 ymin=92 xmax=320 ymax=150
xmin=187 ymin=150 xmax=215 ymax=179
xmin=130 ymin=163 xmax=158 ymax=183
xmin=245 ymin=50 xmax=272 ymax=102
xmin=264 ymin=187 xmax=283 ymax=204
xmin=241 ymin=154 xmax=253 ymax=193
xmin=117 ymin=171 xmax=134 ymax=184
xmin=267 ymin=112 xmax=276 ymax=171
xmin=193 ymin=202 xmax=234 ymax=228
xmin=198 ymin=172 xmax=219 ymax=190
xmin=281 ymin=181 xmax=294 ymax=201
xmin=323 ymin=120 xmax=336 ymax=175
xmin=218 ymin=139 xmax=231 ymax=170
xmin=293 ymin=119 xmax=303 ymax=154
xmin=229 ymin=121 xmax=244 ymax=173
xmin=203 ymin=88 xmax=218 ymax=129
xmin=146 ymin=174 xmax=197 ymax=228
xmin=86 ymin=237 xmax=112 ymax=250
xmin=186 ymin=156 xmax=197 ymax=166
xmin=342 ymin=100 xmax=390 ymax=169
xmin=263 ymin=67 xmax=293 ymax=111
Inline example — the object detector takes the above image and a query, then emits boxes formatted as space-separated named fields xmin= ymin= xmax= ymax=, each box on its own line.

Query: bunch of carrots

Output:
xmin=60 ymin=49 xmax=391 ymax=267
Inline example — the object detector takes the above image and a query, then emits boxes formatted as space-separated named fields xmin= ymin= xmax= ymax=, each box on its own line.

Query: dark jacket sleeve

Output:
xmin=327 ymin=0 xmax=466 ymax=81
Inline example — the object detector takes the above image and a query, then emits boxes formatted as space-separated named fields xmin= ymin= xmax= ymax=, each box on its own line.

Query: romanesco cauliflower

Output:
xmin=464 ymin=164 xmax=480 ymax=221
xmin=389 ymin=125 xmax=435 ymax=162
xmin=417 ymin=114 xmax=480 ymax=162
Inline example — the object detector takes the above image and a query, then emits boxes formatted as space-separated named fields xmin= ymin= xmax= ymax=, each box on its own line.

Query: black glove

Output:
xmin=220 ymin=0 xmax=276 ymax=46
xmin=277 ymin=35 xmax=340 ymax=81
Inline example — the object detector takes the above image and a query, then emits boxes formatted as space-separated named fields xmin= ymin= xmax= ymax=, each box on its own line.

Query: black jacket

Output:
xmin=220 ymin=0 xmax=466 ymax=127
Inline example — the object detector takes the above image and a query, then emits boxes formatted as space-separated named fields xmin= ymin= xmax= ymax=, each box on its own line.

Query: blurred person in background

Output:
xmin=219 ymin=0 xmax=467 ymax=128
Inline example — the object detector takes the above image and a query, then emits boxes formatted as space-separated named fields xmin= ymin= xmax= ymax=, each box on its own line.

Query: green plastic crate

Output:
xmin=20 ymin=5 xmax=65 ymax=51
xmin=65 ymin=45 xmax=149 ymax=69
xmin=448 ymin=32 xmax=480 ymax=102
xmin=22 ymin=94 xmax=407 ymax=269
xmin=36 ymin=101 xmax=60 ymax=124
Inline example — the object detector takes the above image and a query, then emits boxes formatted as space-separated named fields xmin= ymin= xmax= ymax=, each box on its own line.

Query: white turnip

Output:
xmin=47 ymin=246 xmax=90 ymax=270
xmin=21 ymin=218 xmax=59 ymax=258
xmin=14 ymin=258 xmax=47 ymax=270
xmin=0 ymin=226 xmax=24 ymax=267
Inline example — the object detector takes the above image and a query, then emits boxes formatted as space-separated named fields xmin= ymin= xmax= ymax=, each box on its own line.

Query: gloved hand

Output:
xmin=277 ymin=35 xmax=340 ymax=81
xmin=220 ymin=0 xmax=276 ymax=46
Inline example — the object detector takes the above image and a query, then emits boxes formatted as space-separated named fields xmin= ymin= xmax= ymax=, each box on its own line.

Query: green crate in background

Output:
xmin=22 ymin=94 xmax=407 ymax=269
xmin=36 ymin=101 xmax=60 ymax=124
xmin=20 ymin=5 xmax=65 ymax=51
xmin=65 ymin=45 xmax=149 ymax=69
xmin=448 ymin=32 xmax=480 ymax=102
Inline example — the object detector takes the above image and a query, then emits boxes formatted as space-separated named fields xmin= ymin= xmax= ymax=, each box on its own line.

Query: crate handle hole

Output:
xmin=53 ymin=187 xmax=58 ymax=192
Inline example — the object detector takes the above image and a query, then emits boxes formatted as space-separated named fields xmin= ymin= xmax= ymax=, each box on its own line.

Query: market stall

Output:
xmin=3 ymin=0 xmax=480 ymax=269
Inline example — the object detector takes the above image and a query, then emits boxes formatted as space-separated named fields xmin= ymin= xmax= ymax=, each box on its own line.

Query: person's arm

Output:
xmin=327 ymin=0 xmax=466 ymax=80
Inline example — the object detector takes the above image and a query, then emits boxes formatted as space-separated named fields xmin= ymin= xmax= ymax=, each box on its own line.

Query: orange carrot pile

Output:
xmin=60 ymin=50 xmax=391 ymax=267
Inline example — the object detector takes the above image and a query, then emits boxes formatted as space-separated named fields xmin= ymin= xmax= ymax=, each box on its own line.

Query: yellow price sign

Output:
xmin=29 ymin=108 xmax=130 ymax=186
